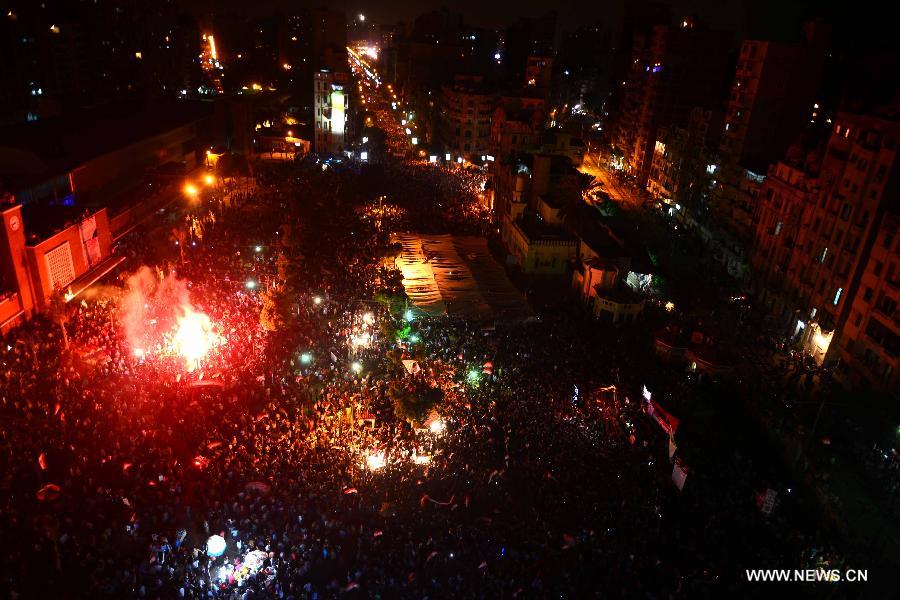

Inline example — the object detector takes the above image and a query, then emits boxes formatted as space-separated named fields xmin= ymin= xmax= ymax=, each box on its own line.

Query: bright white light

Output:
xmin=494 ymin=52 xmax=501 ymax=60
xmin=313 ymin=296 xmax=323 ymax=305
xmin=429 ymin=419 xmax=446 ymax=435
xmin=411 ymin=137 xmax=418 ymax=145
xmin=358 ymin=13 xmax=366 ymax=21
xmin=429 ymin=155 xmax=437 ymax=163
xmin=245 ymin=280 xmax=257 ymax=290
xmin=405 ymin=128 xmax=411 ymax=135
xmin=361 ymin=151 xmax=368 ymax=161
xmin=254 ymin=245 xmax=262 ymax=253
xmin=207 ymin=535 xmax=227 ymax=557
xmin=414 ymin=454 xmax=432 ymax=464
xmin=445 ymin=153 xmax=451 ymax=161
xmin=362 ymin=312 xmax=375 ymax=325
xmin=351 ymin=361 xmax=363 ymax=374
xmin=300 ymin=352 xmax=312 ymax=365
xmin=362 ymin=136 xmax=369 ymax=143
xmin=366 ymin=450 xmax=385 ymax=470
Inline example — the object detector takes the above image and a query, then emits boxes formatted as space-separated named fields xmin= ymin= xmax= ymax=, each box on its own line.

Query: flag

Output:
xmin=343 ymin=487 xmax=359 ymax=495
xmin=38 ymin=453 xmax=48 ymax=471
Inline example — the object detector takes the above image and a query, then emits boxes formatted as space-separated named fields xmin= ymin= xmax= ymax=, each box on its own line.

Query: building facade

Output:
xmin=314 ymin=70 xmax=351 ymax=155
xmin=752 ymin=112 xmax=899 ymax=376
xmin=611 ymin=20 xmax=731 ymax=184
xmin=439 ymin=76 xmax=497 ymax=158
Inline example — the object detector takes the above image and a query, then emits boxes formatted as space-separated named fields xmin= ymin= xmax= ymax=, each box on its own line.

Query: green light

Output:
xmin=300 ymin=352 xmax=312 ymax=365
xmin=404 ymin=309 xmax=414 ymax=322
xmin=467 ymin=369 xmax=480 ymax=383
xmin=409 ymin=334 xmax=420 ymax=343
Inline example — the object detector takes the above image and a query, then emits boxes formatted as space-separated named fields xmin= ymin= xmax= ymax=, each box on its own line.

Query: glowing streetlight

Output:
xmin=300 ymin=352 xmax=313 ymax=365
xmin=404 ymin=309 xmax=414 ymax=322
xmin=351 ymin=361 xmax=363 ymax=374
xmin=254 ymin=245 xmax=263 ymax=253
xmin=429 ymin=419 xmax=446 ymax=435
xmin=313 ymin=296 xmax=323 ymax=305
xmin=184 ymin=183 xmax=199 ymax=197
xmin=358 ymin=14 xmax=366 ymax=22
xmin=245 ymin=280 xmax=257 ymax=290
xmin=203 ymin=174 xmax=215 ymax=185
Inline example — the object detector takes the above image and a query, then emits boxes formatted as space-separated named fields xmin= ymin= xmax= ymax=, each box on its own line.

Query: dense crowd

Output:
xmin=0 ymin=144 xmax=865 ymax=600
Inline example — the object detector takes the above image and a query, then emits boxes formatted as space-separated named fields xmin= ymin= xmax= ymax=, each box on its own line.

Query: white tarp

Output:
xmin=392 ymin=233 xmax=531 ymax=320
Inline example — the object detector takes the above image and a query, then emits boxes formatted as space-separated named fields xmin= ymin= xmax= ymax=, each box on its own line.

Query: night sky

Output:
xmin=181 ymin=0 xmax=892 ymax=54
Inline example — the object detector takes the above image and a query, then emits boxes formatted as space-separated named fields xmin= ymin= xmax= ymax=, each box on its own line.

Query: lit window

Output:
xmin=833 ymin=287 xmax=843 ymax=305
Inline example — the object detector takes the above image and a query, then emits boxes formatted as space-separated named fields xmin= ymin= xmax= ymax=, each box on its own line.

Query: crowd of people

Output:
xmin=0 ymin=137 xmax=868 ymax=599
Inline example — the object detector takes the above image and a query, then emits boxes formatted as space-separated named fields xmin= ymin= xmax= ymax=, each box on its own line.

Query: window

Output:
xmin=840 ymin=203 xmax=851 ymax=221
xmin=866 ymin=318 xmax=899 ymax=357
xmin=833 ymin=287 xmax=843 ymax=305
xmin=863 ymin=286 xmax=873 ymax=302
xmin=874 ymin=261 xmax=884 ymax=276
xmin=854 ymin=313 xmax=862 ymax=326
xmin=45 ymin=242 xmax=75 ymax=291
xmin=774 ymin=222 xmax=783 ymax=236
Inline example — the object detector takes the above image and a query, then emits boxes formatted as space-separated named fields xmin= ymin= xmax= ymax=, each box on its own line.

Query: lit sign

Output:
xmin=331 ymin=89 xmax=345 ymax=134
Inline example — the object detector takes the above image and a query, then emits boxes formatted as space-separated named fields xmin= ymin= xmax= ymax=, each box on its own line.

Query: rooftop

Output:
xmin=516 ymin=214 xmax=574 ymax=243
xmin=0 ymin=101 xmax=214 ymax=192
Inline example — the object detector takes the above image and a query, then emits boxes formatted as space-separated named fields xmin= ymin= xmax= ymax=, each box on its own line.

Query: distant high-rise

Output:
xmin=711 ymin=22 xmax=830 ymax=242
xmin=612 ymin=19 xmax=732 ymax=184
xmin=0 ymin=0 xmax=200 ymax=125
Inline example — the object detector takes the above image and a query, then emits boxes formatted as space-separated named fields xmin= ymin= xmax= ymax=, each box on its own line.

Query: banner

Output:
xmin=647 ymin=399 xmax=680 ymax=435
xmin=672 ymin=458 xmax=688 ymax=491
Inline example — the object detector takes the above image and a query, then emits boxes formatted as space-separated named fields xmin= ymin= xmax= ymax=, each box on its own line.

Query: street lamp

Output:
xmin=184 ymin=183 xmax=199 ymax=198
xmin=351 ymin=361 xmax=363 ymax=374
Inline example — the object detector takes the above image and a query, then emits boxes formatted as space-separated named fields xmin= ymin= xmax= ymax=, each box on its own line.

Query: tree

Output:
xmin=45 ymin=290 xmax=71 ymax=348
xmin=259 ymin=285 xmax=291 ymax=332
xmin=389 ymin=378 xmax=444 ymax=424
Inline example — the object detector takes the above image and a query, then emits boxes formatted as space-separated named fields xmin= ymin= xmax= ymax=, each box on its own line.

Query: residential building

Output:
xmin=837 ymin=212 xmax=899 ymax=394
xmin=711 ymin=23 xmax=829 ymax=245
xmin=611 ymin=19 xmax=731 ymax=185
xmin=647 ymin=106 xmax=721 ymax=212
xmin=439 ymin=75 xmax=497 ymax=158
xmin=489 ymin=95 xmax=545 ymax=161
xmin=524 ymin=56 xmax=553 ymax=91
xmin=314 ymin=70 xmax=351 ymax=155
xmin=752 ymin=111 xmax=900 ymax=369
